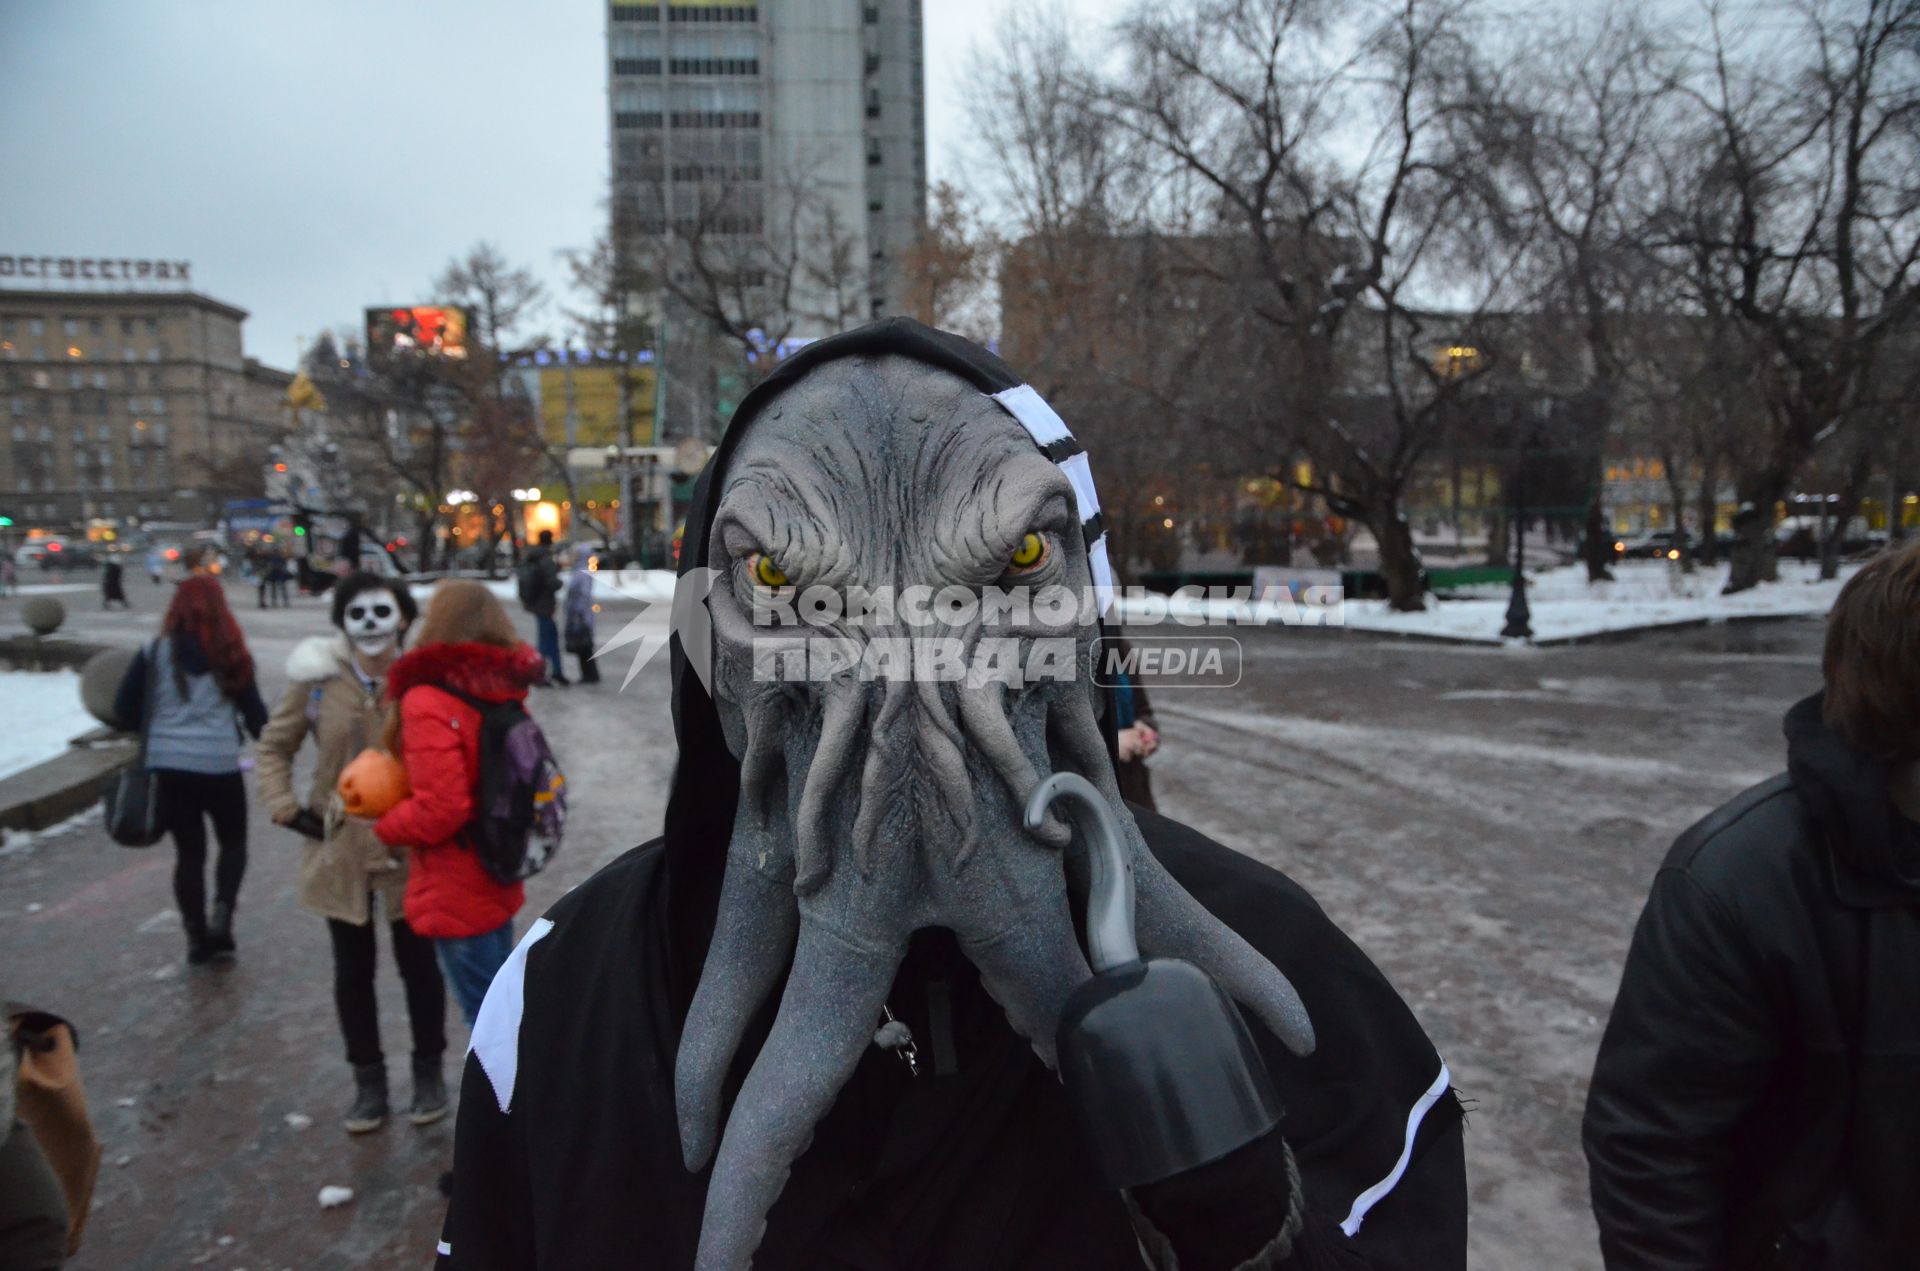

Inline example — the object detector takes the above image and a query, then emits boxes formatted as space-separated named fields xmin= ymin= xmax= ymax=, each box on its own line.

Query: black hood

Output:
xmin=658 ymin=318 xmax=1118 ymax=1010
xmin=1784 ymin=692 xmax=1920 ymax=906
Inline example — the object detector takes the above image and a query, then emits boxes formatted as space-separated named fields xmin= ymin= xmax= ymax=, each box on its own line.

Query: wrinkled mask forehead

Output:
xmin=710 ymin=356 xmax=1082 ymax=590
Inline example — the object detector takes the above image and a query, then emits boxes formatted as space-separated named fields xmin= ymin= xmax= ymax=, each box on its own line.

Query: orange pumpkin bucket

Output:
xmin=337 ymin=749 xmax=410 ymax=818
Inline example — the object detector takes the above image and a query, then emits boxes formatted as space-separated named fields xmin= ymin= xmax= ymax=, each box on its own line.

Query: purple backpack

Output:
xmin=445 ymin=689 xmax=567 ymax=884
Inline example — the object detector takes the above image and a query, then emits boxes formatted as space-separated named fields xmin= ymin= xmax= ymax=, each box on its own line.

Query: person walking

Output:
xmin=99 ymin=558 xmax=128 ymax=610
xmin=267 ymin=552 xmax=291 ymax=608
xmin=255 ymin=573 xmax=449 ymax=1135
xmin=112 ymin=576 xmax=267 ymax=964
xmin=517 ymin=530 xmax=566 ymax=686
xmin=562 ymin=548 xmax=599 ymax=684
xmin=144 ymin=546 xmax=163 ymax=586
xmin=1585 ymin=540 xmax=1920 ymax=1268
xmin=372 ymin=580 xmax=536 ymax=1026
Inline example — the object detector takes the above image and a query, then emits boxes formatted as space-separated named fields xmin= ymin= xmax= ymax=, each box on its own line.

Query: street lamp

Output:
xmin=1502 ymin=399 xmax=1552 ymax=641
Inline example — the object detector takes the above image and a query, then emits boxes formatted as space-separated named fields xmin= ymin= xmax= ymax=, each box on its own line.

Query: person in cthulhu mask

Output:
xmin=435 ymin=321 xmax=1465 ymax=1270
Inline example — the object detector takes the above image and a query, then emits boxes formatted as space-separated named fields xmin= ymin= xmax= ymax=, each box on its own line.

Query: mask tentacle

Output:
xmin=911 ymin=675 xmax=979 ymax=868
xmin=793 ymin=683 xmax=867 ymax=895
xmin=958 ymin=680 xmax=1069 ymax=848
xmin=674 ymin=836 xmax=801 ymax=1171
xmin=693 ymin=919 xmax=903 ymax=1271
xmin=955 ymin=886 xmax=1092 ymax=1067
xmin=1132 ymin=853 xmax=1317 ymax=1057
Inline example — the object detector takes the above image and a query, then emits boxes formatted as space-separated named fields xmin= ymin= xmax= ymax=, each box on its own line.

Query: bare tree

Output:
xmin=1471 ymin=9 xmax=1679 ymax=580
xmin=1086 ymin=0 xmax=1515 ymax=609
xmin=1654 ymin=0 xmax=1920 ymax=591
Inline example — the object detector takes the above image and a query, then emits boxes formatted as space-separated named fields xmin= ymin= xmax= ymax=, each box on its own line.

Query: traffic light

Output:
xmin=0 ymin=515 xmax=13 ymax=527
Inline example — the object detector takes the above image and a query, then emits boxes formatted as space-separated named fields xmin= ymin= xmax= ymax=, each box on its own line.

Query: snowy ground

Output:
xmin=1113 ymin=559 xmax=1853 ymax=645
xmin=0 ymin=668 xmax=100 ymax=780
xmin=0 ymin=577 xmax=1826 ymax=1269
xmin=1343 ymin=559 xmax=1853 ymax=644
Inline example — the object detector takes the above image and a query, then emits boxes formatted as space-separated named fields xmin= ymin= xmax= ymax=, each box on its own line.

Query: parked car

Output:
xmin=14 ymin=538 xmax=98 ymax=570
xmin=1612 ymin=529 xmax=1694 ymax=561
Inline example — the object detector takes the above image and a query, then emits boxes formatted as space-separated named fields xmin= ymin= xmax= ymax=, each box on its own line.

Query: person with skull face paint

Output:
xmin=433 ymin=322 xmax=1464 ymax=1271
xmin=255 ymin=573 xmax=450 ymax=1133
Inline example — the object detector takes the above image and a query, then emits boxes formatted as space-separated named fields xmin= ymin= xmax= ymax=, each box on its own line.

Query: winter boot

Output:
xmin=183 ymin=911 xmax=214 ymax=966
xmin=345 ymin=1063 xmax=389 ymax=1134
xmin=206 ymin=900 xmax=236 ymax=960
xmin=408 ymin=1053 xmax=449 ymax=1126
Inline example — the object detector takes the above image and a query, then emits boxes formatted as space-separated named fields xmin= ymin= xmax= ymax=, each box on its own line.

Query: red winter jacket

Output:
xmin=374 ymin=640 xmax=542 ymax=939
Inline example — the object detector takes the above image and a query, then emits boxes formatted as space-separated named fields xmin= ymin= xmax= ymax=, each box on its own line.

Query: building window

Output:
xmin=67 ymin=371 xmax=82 ymax=389
xmin=88 ymin=319 xmax=103 ymax=336
xmin=63 ymin=318 xmax=79 ymax=337
xmin=150 ymin=396 xmax=167 ymax=415
xmin=147 ymin=348 xmax=160 ymax=362
xmin=866 ymin=89 xmax=881 ymax=119
xmin=867 ymin=143 xmax=882 ymax=166
xmin=120 ymin=318 xmax=135 ymax=336
xmin=122 ymin=348 xmax=138 ymax=362
xmin=865 ymin=4 xmax=879 ymax=21
xmin=91 ymin=371 xmax=106 ymax=389
xmin=611 ymin=3 xmax=662 ymax=20
xmin=869 ymin=198 xmax=883 ymax=213
xmin=9 ymin=423 xmax=23 ymax=442
xmin=29 ymin=319 xmax=44 ymax=336
xmin=865 ymin=52 xmax=880 ymax=74
xmin=666 ymin=4 xmax=758 ymax=21
xmin=7 ymin=397 xmax=20 ymax=416
xmin=96 ymin=422 xmax=111 ymax=440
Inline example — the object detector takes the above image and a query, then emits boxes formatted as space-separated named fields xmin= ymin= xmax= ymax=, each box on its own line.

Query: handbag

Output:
xmin=103 ymin=640 xmax=167 ymax=847
xmin=564 ymin=609 xmax=594 ymax=655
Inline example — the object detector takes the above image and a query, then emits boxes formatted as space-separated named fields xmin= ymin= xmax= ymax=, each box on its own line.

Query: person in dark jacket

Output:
xmin=434 ymin=321 xmax=1464 ymax=1270
xmin=113 ymin=575 xmax=268 ymax=964
xmin=1584 ymin=541 xmax=1920 ymax=1269
xmin=519 ymin=531 xmax=566 ymax=685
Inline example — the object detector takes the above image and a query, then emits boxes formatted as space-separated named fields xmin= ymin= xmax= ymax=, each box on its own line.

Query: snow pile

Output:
xmin=1345 ymin=560 xmax=1854 ymax=644
xmin=0 ymin=670 xmax=98 ymax=781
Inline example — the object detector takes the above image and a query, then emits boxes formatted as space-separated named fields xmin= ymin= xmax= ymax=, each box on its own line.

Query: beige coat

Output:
xmin=254 ymin=634 xmax=408 ymax=925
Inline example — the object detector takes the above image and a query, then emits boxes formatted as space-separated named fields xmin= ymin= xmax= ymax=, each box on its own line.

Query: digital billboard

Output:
xmin=365 ymin=305 xmax=469 ymax=359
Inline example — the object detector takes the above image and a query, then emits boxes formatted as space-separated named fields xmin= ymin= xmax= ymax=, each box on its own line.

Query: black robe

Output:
xmin=435 ymin=320 xmax=1466 ymax=1269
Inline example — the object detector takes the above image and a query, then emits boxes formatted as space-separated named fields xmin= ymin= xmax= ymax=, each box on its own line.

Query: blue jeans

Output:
xmin=534 ymin=613 xmax=563 ymax=680
xmin=436 ymin=922 xmax=515 ymax=1027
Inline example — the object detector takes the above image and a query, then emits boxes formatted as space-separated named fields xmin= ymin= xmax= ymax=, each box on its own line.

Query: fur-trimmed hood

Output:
xmin=386 ymin=640 xmax=545 ymax=704
xmin=284 ymin=633 xmax=351 ymax=683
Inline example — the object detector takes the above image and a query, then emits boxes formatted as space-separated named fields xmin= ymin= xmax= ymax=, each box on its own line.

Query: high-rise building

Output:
xmin=0 ymin=278 xmax=298 ymax=531
xmin=607 ymin=0 xmax=926 ymax=338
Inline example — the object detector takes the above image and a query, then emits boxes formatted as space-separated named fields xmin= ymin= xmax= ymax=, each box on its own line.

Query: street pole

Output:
xmin=1502 ymin=405 xmax=1534 ymax=641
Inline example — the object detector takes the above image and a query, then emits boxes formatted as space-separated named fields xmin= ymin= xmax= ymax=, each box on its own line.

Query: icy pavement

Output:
xmin=0 ymin=577 xmax=1825 ymax=1268
xmin=0 ymin=668 xmax=101 ymax=780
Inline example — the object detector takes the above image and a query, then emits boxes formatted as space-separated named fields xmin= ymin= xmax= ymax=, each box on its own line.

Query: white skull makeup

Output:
xmin=344 ymin=594 xmax=403 ymax=656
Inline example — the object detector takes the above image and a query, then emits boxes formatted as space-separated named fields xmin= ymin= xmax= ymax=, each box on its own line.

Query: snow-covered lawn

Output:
xmin=1343 ymin=560 xmax=1852 ymax=644
xmin=0 ymin=670 xmax=98 ymax=781
xmin=410 ymin=569 xmax=679 ymax=607
xmin=1108 ymin=559 xmax=1852 ymax=645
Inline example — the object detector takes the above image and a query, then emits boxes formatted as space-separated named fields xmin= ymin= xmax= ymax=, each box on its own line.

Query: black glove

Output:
xmin=1132 ymin=1126 xmax=1302 ymax=1271
xmin=284 ymin=807 xmax=326 ymax=840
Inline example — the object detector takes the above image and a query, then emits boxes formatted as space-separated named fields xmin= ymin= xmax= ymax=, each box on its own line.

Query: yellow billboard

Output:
xmin=531 ymin=365 xmax=655 ymax=448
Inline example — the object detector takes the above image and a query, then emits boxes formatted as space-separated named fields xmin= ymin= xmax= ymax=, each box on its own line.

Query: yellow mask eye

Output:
xmin=1009 ymin=532 xmax=1047 ymax=570
xmin=753 ymin=554 xmax=789 ymax=588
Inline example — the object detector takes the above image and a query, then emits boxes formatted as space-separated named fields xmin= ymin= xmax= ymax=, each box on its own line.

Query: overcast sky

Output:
xmin=0 ymin=1 xmax=1108 ymax=369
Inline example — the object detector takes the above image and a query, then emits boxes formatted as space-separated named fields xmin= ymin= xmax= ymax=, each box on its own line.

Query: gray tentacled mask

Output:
xmin=675 ymin=352 xmax=1314 ymax=1270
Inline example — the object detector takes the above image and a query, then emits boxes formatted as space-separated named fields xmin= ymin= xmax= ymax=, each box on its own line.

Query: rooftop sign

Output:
xmin=0 ymin=256 xmax=194 ymax=285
